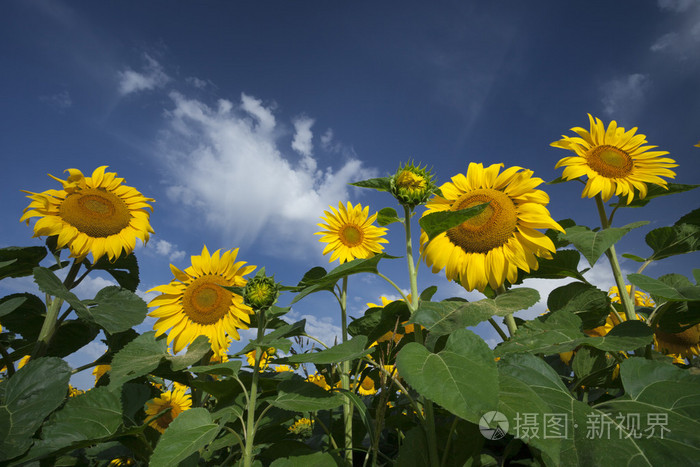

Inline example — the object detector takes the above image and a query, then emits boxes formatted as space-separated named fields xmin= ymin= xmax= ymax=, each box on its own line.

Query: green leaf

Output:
xmin=270 ymin=451 xmax=341 ymax=467
xmin=622 ymin=253 xmax=647 ymax=262
xmin=282 ymin=336 xmax=370 ymax=364
xmin=349 ymin=177 xmax=392 ymax=192
xmin=23 ymin=387 xmax=122 ymax=462
xmin=33 ymin=267 xmax=89 ymax=316
xmin=419 ymin=285 xmax=438 ymax=302
xmin=149 ymin=408 xmax=220 ymax=467
xmin=0 ymin=296 xmax=27 ymax=319
xmin=85 ymin=286 xmax=149 ymax=334
xmin=238 ymin=320 xmax=306 ymax=355
xmin=615 ymin=183 xmax=699 ymax=208
xmin=418 ymin=203 xmax=490 ymax=242
xmin=562 ymin=221 xmax=649 ymax=267
xmin=628 ymin=273 xmax=700 ymax=301
xmin=189 ymin=361 xmax=242 ymax=376
xmin=46 ymin=319 xmax=100 ymax=358
xmin=0 ymin=357 xmax=71 ymax=461
xmin=0 ymin=293 xmax=45 ymax=341
xmin=376 ymin=207 xmax=401 ymax=226
xmin=396 ymin=329 xmax=498 ymax=423
xmin=516 ymin=249 xmax=587 ymax=283
xmin=0 ymin=247 xmax=47 ymax=280
xmin=108 ymin=332 xmax=168 ymax=388
xmin=290 ymin=255 xmax=397 ymax=304
xmin=547 ymin=282 xmax=610 ymax=330
xmin=410 ymin=300 xmax=493 ymax=336
xmin=271 ymin=379 xmax=345 ymax=412
xmin=646 ymin=222 xmax=700 ymax=262
xmin=89 ymin=253 xmax=140 ymax=292
xmin=169 ymin=336 xmax=213 ymax=370
xmin=654 ymin=301 xmax=700 ymax=333
xmin=395 ymin=426 xmax=430 ymax=467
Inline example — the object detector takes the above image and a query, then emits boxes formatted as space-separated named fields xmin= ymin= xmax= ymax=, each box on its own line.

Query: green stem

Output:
xmin=403 ymin=206 xmax=420 ymax=313
xmin=340 ymin=276 xmax=353 ymax=465
xmin=440 ymin=417 xmax=460 ymax=467
xmin=376 ymin=272 xmax=410 ymax=304
xmin=488 ymin=318 xmax=509 ymax=341
xmin=301 ymin=332 xmax=330 ymax=349
xmin=242 ymin=309 xmax=266 ymax=467
xmin=594 ymin=195 xmax=637 ymax=321
xmin=496 ymin=286 xmax=518 ymax=336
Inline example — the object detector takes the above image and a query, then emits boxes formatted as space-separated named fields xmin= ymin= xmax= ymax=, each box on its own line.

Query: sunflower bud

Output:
xmin=243 ymin=272 xmax=280 ymax=311
xmin=390 ymin=161 xmax=436 ymax=208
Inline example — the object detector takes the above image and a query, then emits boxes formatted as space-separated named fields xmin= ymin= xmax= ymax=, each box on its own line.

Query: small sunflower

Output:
xmin=390 ymin=162 xmax=436 ymax=207
xmin=420 ymin=162 xmax=564 ymax=292
xmin=20 ymin=166 xmax=154 ymax=262
xmin=245 ymin=347 xmax=276 ymax=371
xmin=275 ymin=364 xmax=294 ymax=372
xmin=68 ymin=385 xmax=85 ymax=398
xmin=654 ymin=324 xmax=700 ymax=360
xmin=609 ymin=285 xmax=654 ymax=307
xmin=551 ymin=114 xmax=677 ymax=204
xmin=144 ymin=388 xmax=192 ymax=433
xmin=288 ymin=417 xmax=314 ymax=436
xmin=147 ymin=245 xmax=256 ymax=353
xmin=315 ymin=201 xmax=388 ymax=263
xmin=93 ymin=364 xmax=111 ymax=385
xmin=356 ymin=375 xmax=377 ymax=396
xmin=306 ymin=373 xmax=331 ymax=390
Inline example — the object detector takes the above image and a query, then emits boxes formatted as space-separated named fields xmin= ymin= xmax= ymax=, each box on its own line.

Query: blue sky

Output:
xmin=2 ymin=0 xmax=699 ymax=387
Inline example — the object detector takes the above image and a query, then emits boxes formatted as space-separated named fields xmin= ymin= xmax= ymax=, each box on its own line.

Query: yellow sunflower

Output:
xmin=551 ymin=114 xmax=677 ymax=204
xmin=109 ymin=458 xmax=135 ymax=467
xmin=20 ymin=166 xmax=154 ymax=262
xmin=420 ymin=162 xmax=564 ymax=292
xmin=68 ymin=385 xmax=85 ymax=398
xmin=356 ymin=375 xmax=377 ymax=396
xmin=245 ymin=347 xmax=276 ymax=371
xmin=147 ymin=245 xmax=256 ymax=353
xmin=306 ymin=373 xmax=331 ymax=390
xmin=144 ymin=388 xmax=192 ymax=433
xmin=315 ymin=201 xmax=388 ymax=263
xmin=92 ymin=364 xmax=111 ymax=385
xmin=654 ymin=324 xmax=700 ymax=360
xmin=608 ymin=285 xmax=655 ymax=307
xmin=288 ymin=417 xmax=314 ymax=436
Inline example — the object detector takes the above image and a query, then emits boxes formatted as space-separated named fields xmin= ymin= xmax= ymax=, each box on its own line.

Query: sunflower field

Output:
xmin=1 ymin=116 xmax=699 ymax=466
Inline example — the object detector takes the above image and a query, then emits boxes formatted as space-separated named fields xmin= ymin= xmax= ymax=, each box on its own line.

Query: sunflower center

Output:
xmin=182 ymin=275 xmax=232 ymax=325
xmin=340 ymin=225 xmax=363 ymax=247
xmin=446 ymin=188 xmax=517 ymax=253
xmin=59 ymin=188 xmax=131 ymax=237
xmin=155 ymin=408 xmax=175 ymax=430
xmin=586 ymin=145 xmax=634 ymax=178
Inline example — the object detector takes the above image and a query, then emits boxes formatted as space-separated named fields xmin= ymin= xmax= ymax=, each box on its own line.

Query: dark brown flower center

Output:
xmin=59 ymin=188 xmax=131 ymax=237
xmin=182 ymin=275 xmax=232 ymax=325
xmin=586 ymin=145 xmax=634 ymax=178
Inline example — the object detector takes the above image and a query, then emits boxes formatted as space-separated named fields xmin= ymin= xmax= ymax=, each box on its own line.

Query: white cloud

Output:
xmin=118 ymin=54 xmax=170 ymax=95
xmin=72 ymin=275 xmax=117 ymax=299
xmin=40 ymin=90 xmax=72 ymax=110
xmin=186 ymin=76 xmax=208 ymax=89
xmin=145 ymin=239 xmax=186 ymax=262
xmin=291 ymin=116 xmax=315 ymax=159
xmin=157 ymin=91 xmax=375 ymax=257
xmin=600 ymin=73 xmax=651 ymax=119
xmin=658 ymin=0 xmax=696 ymax=12
xmin=285 ymin=310 xmax=342 ymax=348
xmin=651 ymin=1 xmax=700 ymax=59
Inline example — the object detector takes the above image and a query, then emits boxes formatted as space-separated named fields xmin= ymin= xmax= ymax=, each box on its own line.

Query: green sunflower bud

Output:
xmin=243 ymin=272 xmax=281 ymax=311
xmin=390 ymin=161 xmax=437 ymax=208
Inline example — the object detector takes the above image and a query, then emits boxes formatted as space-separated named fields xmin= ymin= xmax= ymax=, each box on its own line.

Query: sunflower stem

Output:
xmin=242 ymin=309 xmax=266 ymax=467
xmin=594 ymin=195 xmax=638 ymax=322
xmin=488 ymin=318 xmax=509 ymax=341
xmin=339 ymin=276 xmax=354 ymax=465
xmin=496 ymin=285 xmax=518 ymax=336
xmin=31 ymin=296 xmax=64 ymax=360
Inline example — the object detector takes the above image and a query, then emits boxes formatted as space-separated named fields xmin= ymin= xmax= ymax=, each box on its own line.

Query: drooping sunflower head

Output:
xmin=390 ymin=161 xmax=437 ymax=208
xmin=20 ymin=166 xmax=154 ymax=262
xmin=551 ymin=114 xmax=677 ymax=204
xmin=144 ymin=388 xmax=192 ymax=434
xmin=315 ymin=201 xmax=389 ymax=263
xmin=147 ymin=245 xmax=256 ymax=353
xmin=654 ymin=323 xmax=700 ymax=360
xmin=420 ymin=162 xmax=564 ymax=292
xmin=288 ymin=417 xmax=314 ymax=436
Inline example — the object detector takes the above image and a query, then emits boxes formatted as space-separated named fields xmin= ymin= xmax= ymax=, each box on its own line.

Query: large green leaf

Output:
xmin=562 ymin=221 xmax=648 ymax=267
xmin=547 ymin=282 xmax=610 ymax=330
xmin=269 ymin=451 xmax=341 ymax=466
xmin=22 ymin=387 xmax=122 ymax=461
xmin=282 ymin=336 xmax=370 ymax=364
xmin=515 ymin=249 xmax=587 ymax=283
xmin=0 ymin=296 xmax=26 ymax=319
xmin=149 ymin=408 xmax=220 ymax=467
xmin=0 ymin=357 xmax=71 ymax=461
xmin=46 ymin=319 xmax=100 ymax=358
xmin=238 ymin=320 xmax=306 ymax=355
xmin=494 ymin=311 xmax=653 ymax=357
xmin=270 ymin=379 xmax=345 ymax=412
xmin=645 ymin=223 xmax=700 ymax=261
xmin=376 ymin=207 xmax=401 ymax=226
xmin=33 ymin=267 xmax=88 ymax=316
xmin=418 ymin=203 xmax=490 ymax=242
xmin=0 ymin=247 xmax=47 ymax=280
xmin=593 ymin=359 xmax=700 ymax=465
xmin=290 ymin=255 xmax=397 ymax=304
xmin=89 ymin=253 xmax=140 ymax=292
xmin=0 ymin=294 xmax=44 ymax=342
xmin=189 ymin=361 xmax=242 ymax=377
xmin=85 ymin=286 xmax=148 ymax=334
xmin=349 ymin=177 xmax=392 ymax=192
xmin=396 ymin=329 xmax=498 ymax=423
xmin=627 ymin=273 xmax=700 ymax=302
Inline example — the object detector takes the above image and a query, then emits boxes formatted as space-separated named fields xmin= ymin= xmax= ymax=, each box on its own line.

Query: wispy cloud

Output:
xmin=600 ymin=73 xmax=651 ymax=120
xmin=291 ymin=116 xmax=315 ymax=159
xmin=118 ymin=54 xmax=170 ymax=96
xmin=39 ymin=90 xmax=72 ymax=111
xmin=651 ymin=0 xmax=700 ymax=60
xmin=141 ymin=239 xmax=186 ymax=262
xmin=157 ymin=91 xmax=375 ymax=257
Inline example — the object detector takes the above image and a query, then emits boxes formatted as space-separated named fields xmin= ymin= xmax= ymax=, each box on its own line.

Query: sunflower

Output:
xmin=420 ymin=163 xmax=564 ymax=292
xmin=68 ymin=385 xmax=85 ymax=397
xmin=144 ymin=388 xmax=192 ymax=433
xmin=315 ymin=201 xmax=388 ymax=263
xmin=356 ymin=375 xmax=377 ymax=396
xmin=109 ymin=458 xmax=135 ymax=467
xmin=306 ymin=373 xmax=331 ymax=390
xmin=654 ymin=324 xmax=700 ymax=360
xmin=608 ymin=285 xmax=654 ymax=307
xmin=551 ymin=114 xmax=677 ymax=204
xmin=20 ymin=166 xmax=154 ymax=262
xmin=245 ymin=347 xmax=276 ymax=371
xmin=147 ymin=245 xmax=256 ymax=353
xmin=288 ymin=417 xmax=314 ymax=436
xmin=93 ymin=364 xmax=111 ymax=385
